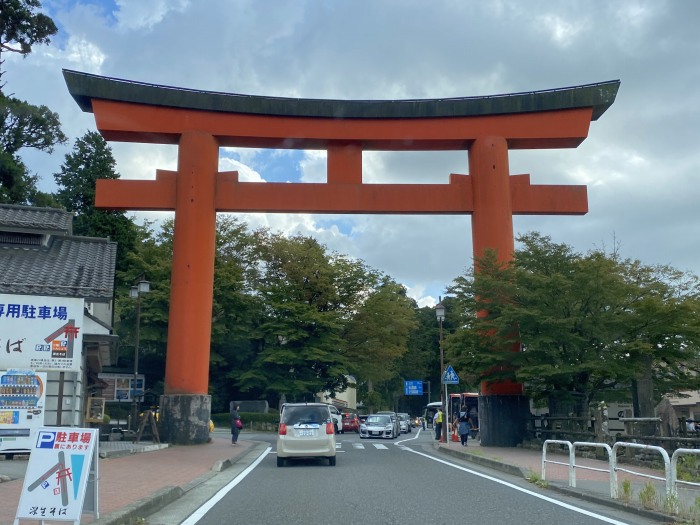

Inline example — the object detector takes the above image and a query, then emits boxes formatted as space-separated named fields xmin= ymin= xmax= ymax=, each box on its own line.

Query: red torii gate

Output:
xmin=64 ymin=70 xmax=619 ymax=446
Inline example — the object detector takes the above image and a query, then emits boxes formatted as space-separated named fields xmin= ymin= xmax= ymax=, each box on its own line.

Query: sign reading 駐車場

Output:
xmin=14 ymin=427 xmax=98 ymax=523
xmin=0 ymin=294 xmax=84 ymax=372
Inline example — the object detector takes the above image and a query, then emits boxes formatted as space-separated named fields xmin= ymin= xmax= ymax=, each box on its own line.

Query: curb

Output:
xmin=91 ymin=487 xmax=184 ymax=525
xmin=437 ymin=445 xmax=532 ymax=478
xmin=547 ymin=484 xmax=676 ymax=523
xmin=99 ymin=443 xmax=170 ymax=459
xmin=91 ymin=442 xmax=268 ymax=525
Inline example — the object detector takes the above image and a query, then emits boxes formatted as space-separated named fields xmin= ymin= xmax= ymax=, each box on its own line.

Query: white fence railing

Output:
xmin=542 ymin=440 xmax=674 ymax=499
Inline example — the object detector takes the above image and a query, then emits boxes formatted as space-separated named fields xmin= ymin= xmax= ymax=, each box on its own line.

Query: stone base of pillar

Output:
xmin=478 ymin=394 xmax=529 ymax=447
xmin=159 ymin=394 xmax=211 ymax=445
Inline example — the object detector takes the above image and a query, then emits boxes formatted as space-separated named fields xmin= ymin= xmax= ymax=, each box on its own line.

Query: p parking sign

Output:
xmin=14 ymin=427 xmax=98 ymax=523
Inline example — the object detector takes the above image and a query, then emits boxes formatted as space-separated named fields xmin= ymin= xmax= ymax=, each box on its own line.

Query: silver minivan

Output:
xmin=277 ymin=403 xmax=337 ymax=466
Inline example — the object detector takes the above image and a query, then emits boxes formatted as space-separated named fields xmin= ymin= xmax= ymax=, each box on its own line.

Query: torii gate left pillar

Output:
xmin=64 ymin=70 xmax=619 ymax=446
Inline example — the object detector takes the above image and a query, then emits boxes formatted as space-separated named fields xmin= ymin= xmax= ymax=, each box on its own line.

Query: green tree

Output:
xmin=53 ymin=131 xmax=138 ymax=271
xmin=343 ymin=279 xmax=418 ymax=410
xmin=209 ymin=216 xmax=263 ymax=412
xmin=448 ymin=232 xmax=700 ymax=417
xmin=113 ymin=219 xmax=174 ymax=402
xmin=0 ymin=0 xmax=64 ymax=204
xmin=0 ymin=0 xmax=57 ymax=66
xmin=238 ymin=233 xmax=364 ymax=401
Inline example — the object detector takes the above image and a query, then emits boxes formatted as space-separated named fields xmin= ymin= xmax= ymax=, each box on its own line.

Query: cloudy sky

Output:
xmin=7 ymin=0 xmax=700 ymax=307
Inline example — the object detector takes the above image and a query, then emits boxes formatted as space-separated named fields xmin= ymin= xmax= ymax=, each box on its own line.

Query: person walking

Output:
xmin=459 ymin=411 xmax=471 ymax=446
xmin=231 ymin=403 xmax=242 ymax=445
xmin=434 ymin=408 xmax=443 ymax=441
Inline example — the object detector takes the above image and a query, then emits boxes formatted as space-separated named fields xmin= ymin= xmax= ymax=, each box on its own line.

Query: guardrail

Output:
xmin=611 ymin=442 xmax=671 ymax=498
xmin=542 ymin=440 xmax=613 ymax=495
xmin=670 ymin=448 xmax=700 ymax=494
xmin=542 ymin=440 xmax=671 ymax=499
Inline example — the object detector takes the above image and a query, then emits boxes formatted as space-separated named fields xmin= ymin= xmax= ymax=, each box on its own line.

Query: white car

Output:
xmin=397 ymin=413 xmax=412 ymax=433
xmin=277 ymin=403 xmax=337 ymax=467
xmin=325 ymin=404 xmax=344 ymax=434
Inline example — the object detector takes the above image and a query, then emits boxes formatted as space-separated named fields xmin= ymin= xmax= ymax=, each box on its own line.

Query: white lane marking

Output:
xmin=353 ymin=443 xmax=365 ymax=449
xmin=373 ymin=444 xmax=388 ymax=449
xmin=396 ymin=429 xmax=423 ymax=446
xmin=408 ymin=448 xmax=632 ymax=525
xmin=181 ymin=446 xmax=271 ymax=525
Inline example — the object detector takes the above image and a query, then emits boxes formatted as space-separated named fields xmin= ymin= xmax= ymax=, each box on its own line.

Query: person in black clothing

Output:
xmin=231 ymin=404 xmax=241 ymax=445
xmin=458 ymin=410 xmax=471 ymax=446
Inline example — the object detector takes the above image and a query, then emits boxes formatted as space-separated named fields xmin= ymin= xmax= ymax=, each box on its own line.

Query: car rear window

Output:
xmin=281 ymin=406 xmax=331 ymax=425
xmin=366 ymin=415 xmax=390 ymax=424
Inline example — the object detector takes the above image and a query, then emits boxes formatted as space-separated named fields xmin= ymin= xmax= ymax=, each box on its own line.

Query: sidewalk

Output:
xmin=0 ymin=432 xmax=257 ymax=525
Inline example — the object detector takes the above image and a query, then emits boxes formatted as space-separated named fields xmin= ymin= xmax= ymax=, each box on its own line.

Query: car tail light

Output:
xmin=325 ymin=422 xmax=334 ymax=434
xmin=279 ymin=423 xmax=287 ymax=435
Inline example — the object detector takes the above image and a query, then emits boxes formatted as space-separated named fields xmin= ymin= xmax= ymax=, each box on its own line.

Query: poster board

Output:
xmin=84 ymin=397 xmax=105 ymax=424
xmin=14 ymin=427 xmax=98 ymax=524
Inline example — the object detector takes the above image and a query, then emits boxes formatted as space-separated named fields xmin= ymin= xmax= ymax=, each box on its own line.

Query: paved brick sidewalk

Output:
xmin=0 ymin=433 xmax=251 ymax=525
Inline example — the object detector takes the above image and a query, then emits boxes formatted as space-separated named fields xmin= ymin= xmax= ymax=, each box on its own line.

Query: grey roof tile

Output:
xmin=0 ymin=236 xmax=117 ymax=300
xmin=0 ymin=203 xmax=73 ymax=234
xmin=0 ymin=205 xmax=116 ymax=300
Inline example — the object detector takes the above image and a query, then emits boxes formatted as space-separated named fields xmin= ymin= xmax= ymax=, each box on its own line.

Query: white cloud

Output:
xmin=113 ymin=0 xmax=191 ymax=31
xmin=537 ymin=13 xmax=587 ymax=47
xmin=8 ymin=0 xmax=700 ymax=307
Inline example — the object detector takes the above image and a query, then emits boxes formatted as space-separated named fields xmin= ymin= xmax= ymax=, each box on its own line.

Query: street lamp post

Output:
xmin=130 ymin=279 xmax=150 ymax=431
xmin=435 ymin=297 xmax=447 ymax=443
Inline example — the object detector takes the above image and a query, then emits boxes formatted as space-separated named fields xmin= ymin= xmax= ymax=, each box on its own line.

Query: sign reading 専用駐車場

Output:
xmin=0 ymin=294 xmax=84 ymax=372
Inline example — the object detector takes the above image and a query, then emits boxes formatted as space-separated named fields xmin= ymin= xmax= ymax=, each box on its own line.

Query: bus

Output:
xmin=423 ymin=393 xmax=479 ymax=433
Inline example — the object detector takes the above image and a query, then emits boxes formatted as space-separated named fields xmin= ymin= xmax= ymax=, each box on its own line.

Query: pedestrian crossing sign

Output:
xmin=442 ymin=365 xmax=459 ymax=384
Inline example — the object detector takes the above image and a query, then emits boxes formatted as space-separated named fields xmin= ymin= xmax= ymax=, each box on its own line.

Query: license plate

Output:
xmin=370 ymin=431 xmax=379 ymax=435
xmin=299 ymin=429 xmax=314 ymax=436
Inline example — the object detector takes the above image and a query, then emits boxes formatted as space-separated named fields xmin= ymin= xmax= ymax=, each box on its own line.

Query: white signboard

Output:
xmin=15 ymin=427 xmax=98 ymax=523
xmin=0 ymin=294 xmax=84 ymax=372
xmin=0 ymin=369 xmax=47 ymax=454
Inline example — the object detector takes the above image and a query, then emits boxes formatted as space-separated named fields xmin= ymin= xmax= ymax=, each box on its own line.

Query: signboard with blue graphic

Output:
xmin=14 ymin=427 xmax=98 ymax=523
xmin=442 ymin=365 xmax=459 ymax=385
xmin=403 ymin=380 xmax=423 ymax=396
xmin=0 ymin=294 xmax=85 ymax=372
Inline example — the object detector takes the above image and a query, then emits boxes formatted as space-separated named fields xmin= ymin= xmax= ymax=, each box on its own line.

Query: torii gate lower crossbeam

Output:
xmin=64 ymin=70 xmax=619 ymax=446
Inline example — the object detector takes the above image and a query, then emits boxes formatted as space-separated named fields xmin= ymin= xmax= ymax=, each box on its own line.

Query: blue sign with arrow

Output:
xmin=442 ymin=365 xmax=459 ymax=384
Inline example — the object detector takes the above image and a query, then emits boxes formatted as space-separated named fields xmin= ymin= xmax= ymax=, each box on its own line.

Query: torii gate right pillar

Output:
xmin=470 ymin=136 xmax=529 ymax=446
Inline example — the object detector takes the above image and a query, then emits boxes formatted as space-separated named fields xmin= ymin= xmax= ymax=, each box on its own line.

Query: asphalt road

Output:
xmin=150 ymin=429 xmax=664 ymax=525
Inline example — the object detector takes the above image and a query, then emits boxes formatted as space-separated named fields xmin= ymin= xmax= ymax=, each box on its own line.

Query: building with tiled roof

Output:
xmin=0 ymin=204 xmax=118 ymax=453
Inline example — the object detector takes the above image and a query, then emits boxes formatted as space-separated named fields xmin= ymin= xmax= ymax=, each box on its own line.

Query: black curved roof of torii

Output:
xmin=63 ymin=69 xmax=620 ymax=121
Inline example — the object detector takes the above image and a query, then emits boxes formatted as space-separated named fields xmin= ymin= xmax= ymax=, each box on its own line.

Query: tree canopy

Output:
xmin=0 ymin=0 xmax=65 ymax=205
xmin=447 ymin=232 xmax=700 ymax=416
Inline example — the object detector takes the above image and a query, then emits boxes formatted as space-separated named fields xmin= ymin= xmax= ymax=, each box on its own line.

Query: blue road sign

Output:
xmin=404 ymin=380 xmax=423 ymax=396
xmin=442 ymin=365 xmax=459 ymax=384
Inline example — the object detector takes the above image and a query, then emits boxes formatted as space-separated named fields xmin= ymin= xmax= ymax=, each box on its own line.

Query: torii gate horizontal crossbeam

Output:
xmin=96 ymin=172 xmax=587 ymax=215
